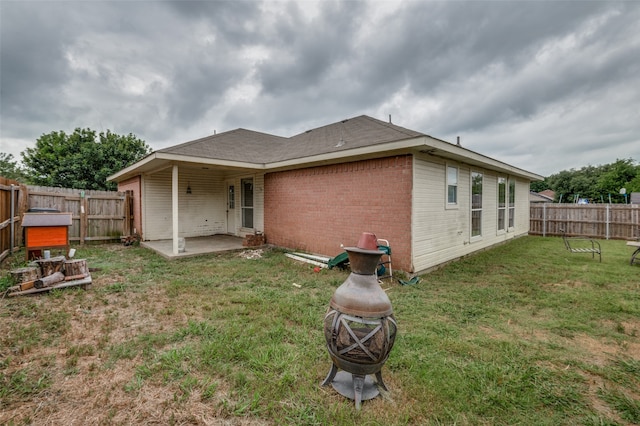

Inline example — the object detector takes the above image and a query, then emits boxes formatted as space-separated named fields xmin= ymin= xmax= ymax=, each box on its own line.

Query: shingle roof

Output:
xmin=157 ymin=115 xmax=425 ymax=164
xmin=158 ymin=128 xmax=289 ymax=163
xmin=285 ymin=115 xmax=425 ymax=161
xmin=109 ymin=114 xmax=544 ymax=182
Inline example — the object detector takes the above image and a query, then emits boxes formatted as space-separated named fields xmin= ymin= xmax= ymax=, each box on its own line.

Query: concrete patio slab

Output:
xmin=141 ymin=235 xmax=245 ymax=259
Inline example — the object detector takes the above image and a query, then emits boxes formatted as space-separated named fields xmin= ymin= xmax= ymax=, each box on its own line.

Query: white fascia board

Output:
xmin=154 ymin=152 xmax=265 ymax=170
xmin=107 ymin=152 xmax=266 ymax=182
xmin=109 ymin=135 xmax=542 ymax=182
xmin=265 ymin=135 xmax=542 ymax=180
xmin=424 ymin=138 xmax=543 ymax=180
xmin=265 ymin=136 xmax=428 ymax=169
xmin=107 ymin=152 xmax=159 ymax=182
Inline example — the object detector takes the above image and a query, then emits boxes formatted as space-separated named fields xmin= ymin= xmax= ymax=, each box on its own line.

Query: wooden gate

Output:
xmin=0 ymin=178 xmax=25 ymax=262
xmin=27 ymin=186 xmax=133 ymax=244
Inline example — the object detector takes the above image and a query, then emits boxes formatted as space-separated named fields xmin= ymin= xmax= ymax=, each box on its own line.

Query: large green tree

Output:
xmin=0 ymin=152 xmax=27 ymax=181
xmin=22 ymin=128 xmax=151 ymax=191
xmin=529 ymin=179 xmax=550 ymax=193
xmin=595 ymin=159 xmax=638 ymax=197
xmin=539 ymin=158 xmax=639 ymax=203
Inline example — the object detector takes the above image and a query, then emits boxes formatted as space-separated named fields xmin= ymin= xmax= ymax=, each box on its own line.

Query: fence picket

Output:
xmin=0 ymin=177 xmax=23 ymax=261
xmin=530 ymin=203 xmax=640 ymax=239
xmin=0 ymin=183 xmax=133 ymax=262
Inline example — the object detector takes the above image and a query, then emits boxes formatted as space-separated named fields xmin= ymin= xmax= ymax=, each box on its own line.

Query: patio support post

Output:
xmin=172 ymin=165 xmax=179 ymax=255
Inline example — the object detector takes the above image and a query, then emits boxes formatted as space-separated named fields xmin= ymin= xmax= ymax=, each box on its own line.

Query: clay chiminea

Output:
xmin=321 ymin=232 xmax=397 ymax=409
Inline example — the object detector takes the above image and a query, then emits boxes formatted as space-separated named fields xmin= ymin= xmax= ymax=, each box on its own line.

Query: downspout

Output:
xmin=172 ymin=165 xmax=179 ymax=255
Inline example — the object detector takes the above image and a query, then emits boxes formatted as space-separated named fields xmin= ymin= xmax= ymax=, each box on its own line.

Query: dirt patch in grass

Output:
xmin=1 ymin=255 xmax=265 ymax=425
xmin=580 ymin=371 xmax=629 ymax=425
xmin=572 ymin=333 xmax=640 ymax=364
xmin=571 ymin=334 xmax=625 ymax=366
xmin=482 ymin=321 xmax=640 ymax=425
xmin=2 ymin=356 xmax=266 ymax=425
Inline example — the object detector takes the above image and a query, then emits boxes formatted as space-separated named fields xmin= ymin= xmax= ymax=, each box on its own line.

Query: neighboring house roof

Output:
xmin=529 ymin=191 xmax=553 ymax=203
xmin=539 ymin=189 xmax=556 ymax=200
xmin=108 ymin=115 xmax=543 ymax=182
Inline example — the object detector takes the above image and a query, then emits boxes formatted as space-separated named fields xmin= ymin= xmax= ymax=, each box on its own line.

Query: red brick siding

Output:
xmin=117 ymin=176 xmax=142 ymax=237
xmin=265 ymin=155 xmax=413 ymax=272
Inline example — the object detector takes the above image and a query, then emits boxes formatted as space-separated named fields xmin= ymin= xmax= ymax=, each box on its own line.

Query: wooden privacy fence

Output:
xmin=0 ymin=177 xmax=26 ymax=262
xmin=27 ymin=186 xmax=134 ymax=244
xmin=530 ymin=203 xmax=640 ymax=240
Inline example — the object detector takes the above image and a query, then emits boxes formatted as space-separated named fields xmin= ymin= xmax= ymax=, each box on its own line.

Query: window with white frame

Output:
xmin=241 ymin=178 xmax=254 ymax=229
xmin=447 ymin=165 xmax=458 ymax=205
xmin=471 ymin=172 xmax=483 ymax=238
xmin=508 ymin=179 xmax=515 ymax=228
xmin=497 ymin=177 xmax=506 ymax=232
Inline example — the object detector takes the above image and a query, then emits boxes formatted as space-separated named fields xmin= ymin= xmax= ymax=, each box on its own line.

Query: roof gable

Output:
xmin=284 ymin=115 xmax=425 ymax=161
xmin=155 ymin=115 xmax=425 ymax=164
xmin=108 ymin=114 xmax=543 ymax=182
xmin=158 ymin=128 xmax=289 ymax=163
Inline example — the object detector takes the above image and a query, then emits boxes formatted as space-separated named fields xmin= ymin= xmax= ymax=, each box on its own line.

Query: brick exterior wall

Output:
xmin=117 ymin=176 xmax=142 ymax=238
xmin=264 ymin=155 xmax=413 ymax=272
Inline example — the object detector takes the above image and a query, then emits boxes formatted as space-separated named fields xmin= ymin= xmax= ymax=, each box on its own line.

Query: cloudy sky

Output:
xmin=1 ymin=0 xmax=639 ymax=177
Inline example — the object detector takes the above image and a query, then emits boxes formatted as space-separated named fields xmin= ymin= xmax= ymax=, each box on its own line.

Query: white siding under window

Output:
xmin=412 ymin=155 xmax=532 ymax=273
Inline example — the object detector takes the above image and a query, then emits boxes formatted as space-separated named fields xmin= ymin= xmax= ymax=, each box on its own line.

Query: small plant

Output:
xmin=201 ymin=381 xmax=218 ymax=400
xmin=0 ymin=369 xmax=51 ymax=399
xmin=123 ymin=376 xmax=144 ymax=394
xmin=0 ymin=274 xmax=11 ymax=292
xmin=103 ymin=282 xmax=126 ymax=293
xmin=67 ymin=344 xmax=96 ymax=357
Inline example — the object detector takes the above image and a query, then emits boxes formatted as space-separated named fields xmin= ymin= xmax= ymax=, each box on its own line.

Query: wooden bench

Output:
xmin=627 ymin=241 xmax=640 ymax=266
xmin=562 ymin=232 xmax=601 ymax=262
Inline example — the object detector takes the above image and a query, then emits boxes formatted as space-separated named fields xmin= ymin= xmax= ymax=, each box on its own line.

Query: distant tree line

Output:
xmin=531 ymin=158 xmax=640 ymax=203
xmin=1 ymin=128 xmax=151 ymax=191
xmin=3 ymin=131 xmax=638 ymax=201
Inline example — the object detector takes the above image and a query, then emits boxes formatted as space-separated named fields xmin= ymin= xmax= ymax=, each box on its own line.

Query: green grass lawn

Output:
xmin=1 ymin=236 xmax=639 ymax=425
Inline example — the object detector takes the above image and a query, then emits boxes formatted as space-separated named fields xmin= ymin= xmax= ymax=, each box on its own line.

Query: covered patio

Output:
xmin=141 ymin=235 xmax=245 ymax=259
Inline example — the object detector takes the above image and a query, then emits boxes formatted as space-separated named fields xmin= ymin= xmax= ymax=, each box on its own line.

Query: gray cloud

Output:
xmin=1 ymin=0 xmax=638 ymax=176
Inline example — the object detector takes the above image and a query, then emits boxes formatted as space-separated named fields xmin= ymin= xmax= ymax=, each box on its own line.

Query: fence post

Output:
xmin=10 ymin=184 xmax=15 ymax=254
xmin=80 ymin=191 xmax=87 ymax=246
xmin=606 ymin=204 xmax=610 ymax=240
xmin=543 ymin=203 xmax=547 ymax=237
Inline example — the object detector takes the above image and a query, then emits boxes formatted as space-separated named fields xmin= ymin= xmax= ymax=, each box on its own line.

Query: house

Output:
xmin=108 ymin=115 xmax=543 ymax=274
xmin=529 ymin=190 xmax=555 ymax=203
xmin=539 ymin=189 xmax=556 ymax=201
